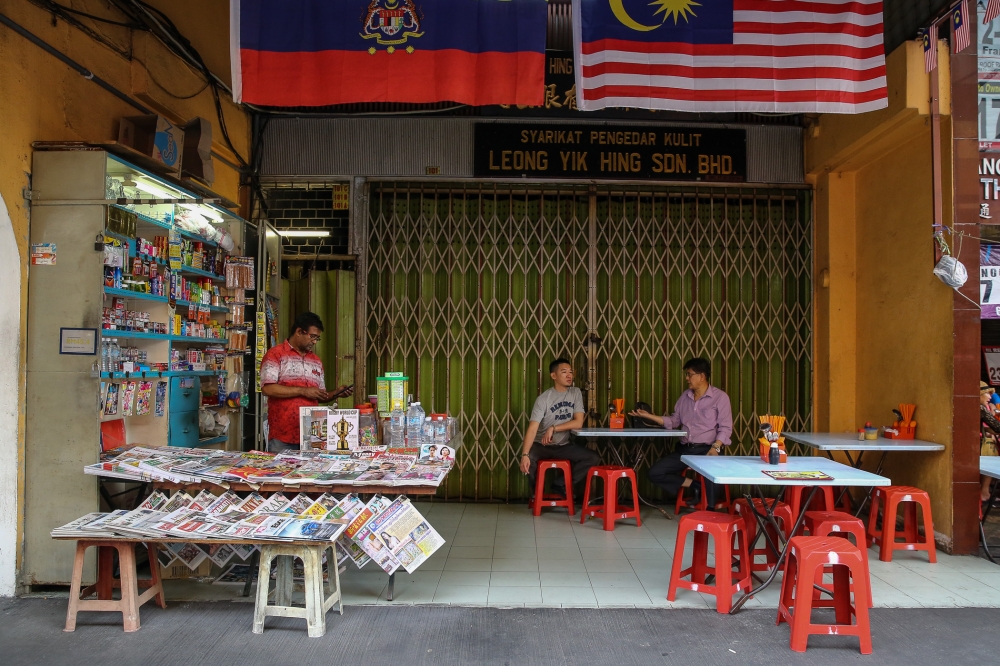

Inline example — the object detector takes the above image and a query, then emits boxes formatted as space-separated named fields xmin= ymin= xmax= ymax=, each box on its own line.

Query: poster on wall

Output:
xmin=982 ymin=245 xmax=1000 ymax=318
xmin=979 ymin=4 xmax=1000 ymax=218
xmin=984 ymin=347 xmax=1000 ymax=386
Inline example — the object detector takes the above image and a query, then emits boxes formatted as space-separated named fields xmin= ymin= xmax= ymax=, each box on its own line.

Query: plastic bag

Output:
xmin=932 ymin=255 xmax=968 ymax=289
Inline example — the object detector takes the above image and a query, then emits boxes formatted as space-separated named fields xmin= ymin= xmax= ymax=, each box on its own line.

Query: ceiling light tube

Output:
xmin=180 ymin=203 xmax=224 ymax=223
xmin=276 ymin=229 xmax=330 ymax=238
xmin=133 ymin=179 xmax=176 ymax=199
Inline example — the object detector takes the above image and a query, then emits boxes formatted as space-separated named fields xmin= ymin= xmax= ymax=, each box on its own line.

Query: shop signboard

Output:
xmin=473 ymin=122 xmax=747 ymax=182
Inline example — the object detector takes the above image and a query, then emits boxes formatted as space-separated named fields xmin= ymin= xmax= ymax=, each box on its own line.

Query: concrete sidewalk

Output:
xmin=2 ymin=598 xmax=997 ymax=666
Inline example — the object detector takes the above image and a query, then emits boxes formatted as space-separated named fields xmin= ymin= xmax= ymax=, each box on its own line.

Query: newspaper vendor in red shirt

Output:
xmin=260 ymin=311 xmax=353 ymax=452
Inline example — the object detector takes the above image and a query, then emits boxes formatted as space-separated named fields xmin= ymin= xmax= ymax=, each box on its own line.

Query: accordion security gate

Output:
xmin=365 ymin=183 xmax=812 ymax=501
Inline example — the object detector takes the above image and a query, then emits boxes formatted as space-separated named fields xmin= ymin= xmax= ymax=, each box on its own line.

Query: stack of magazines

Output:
xmin=50 ymin=490 xmax=445 ymax=574
xmin=84 ymin=446 xmax=454 ymax=488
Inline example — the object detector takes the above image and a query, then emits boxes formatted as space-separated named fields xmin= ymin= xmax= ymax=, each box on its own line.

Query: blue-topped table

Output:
xmin=980 ymin=456 xmax=1000 ymax=564
xmin=680 ymin=455 xmax=890 ymax=613
xmin=783 ymin=432 xmax=944 ymax=516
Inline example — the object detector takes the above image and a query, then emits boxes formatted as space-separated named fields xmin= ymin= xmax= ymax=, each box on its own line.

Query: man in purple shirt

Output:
xmin=630 ymin=357 xmax=733 ymax=507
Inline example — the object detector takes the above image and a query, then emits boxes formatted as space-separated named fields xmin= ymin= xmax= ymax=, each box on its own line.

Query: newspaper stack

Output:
xmin=84 ymin=446 xmax=454 ymax=488
xmin=51 ymin=490 xmax=445 ymax=574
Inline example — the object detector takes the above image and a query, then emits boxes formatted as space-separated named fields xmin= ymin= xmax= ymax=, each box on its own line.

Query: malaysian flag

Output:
xmin=953 ymin=1 xmax=971 ymax=53
xmin=572 ymin=0 xmax=887 ymax=113
xmin=986 ymin=0 xmax=1000 ymax=25
xmin=925 ymin=22 xmax=938 ymax=72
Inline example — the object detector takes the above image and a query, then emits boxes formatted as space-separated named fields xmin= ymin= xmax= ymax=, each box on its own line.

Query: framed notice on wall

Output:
xmin=59 ymin=328 xmax=97 ymax=355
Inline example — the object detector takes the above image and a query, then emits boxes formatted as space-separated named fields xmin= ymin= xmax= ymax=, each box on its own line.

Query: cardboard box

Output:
xmin=118 ymin=114 xmax=185 ymax=173
xmin=160 ymin=560 xmax=212 ymax=580
xmin=182 ymin=116 xmax=215 ymax=185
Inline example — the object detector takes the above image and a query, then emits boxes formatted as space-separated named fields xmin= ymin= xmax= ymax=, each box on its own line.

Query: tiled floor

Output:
xmin=154 ymin=501 xmax=1000 ymax=609
xmin=324 ymin=501 xmax=1000 ymax=609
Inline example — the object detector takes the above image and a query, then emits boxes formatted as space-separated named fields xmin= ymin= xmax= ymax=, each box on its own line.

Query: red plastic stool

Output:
xmin=776 ymin=536 xmax=872 ymax=654
xmin=866 ymin=486 xmax=936 ymax=563
xmin=674 ymin=470 xmax=732 ymax=514
xmin=732 ymin=498 xmax=793 ymax=572
xmin=531 ymin=459 xmax=575 ymax=516
xmin=580 ymin=465 xmax=641 ymax=531
xmin=667 ymin=511 xmax=751 ymax=613
xmin=784 ymin=486 xmax=836 ymax=534
xmin=804 ymin=511 xmax=873 ymax=608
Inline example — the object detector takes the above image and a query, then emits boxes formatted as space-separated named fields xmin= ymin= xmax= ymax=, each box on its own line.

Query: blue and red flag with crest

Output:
xmin=231 ymin=0 xmax=547 ymax=107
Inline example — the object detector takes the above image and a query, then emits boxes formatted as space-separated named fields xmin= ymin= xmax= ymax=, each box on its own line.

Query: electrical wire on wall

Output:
xmin=28 ymin=0 xmax=273 ymax=219
xmin=27 ymin=0 xmax=139 ymax=57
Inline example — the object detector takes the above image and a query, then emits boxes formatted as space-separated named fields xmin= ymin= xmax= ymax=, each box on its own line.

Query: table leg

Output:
xmin=730 ymin=487 xmax=819 ymax=615
xmin=709 ymin=489 xmax=783 ymax=588
xmin=133 ymin=483 xmax=149 ymax=510
xmin=242 ymin=548 xmax=260 ymax=597
xmin=853 ymin=452 xmax=888 ymax=518
xmin=981 ymin=482 xmax=1000 ymax=564
xmin=98 ymin=482 xmax=115 ymax=511
xmin=387 ymin=572 xmax=395 ymax=601
xmin=829 ymin=451 xmax=864 ymax=512
xmin=748 ymin=488 xmax=785 ymax=560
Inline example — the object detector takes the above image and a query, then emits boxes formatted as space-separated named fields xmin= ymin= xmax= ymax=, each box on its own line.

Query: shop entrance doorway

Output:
xmin=362 ymin=183 xmax=813 ymax=501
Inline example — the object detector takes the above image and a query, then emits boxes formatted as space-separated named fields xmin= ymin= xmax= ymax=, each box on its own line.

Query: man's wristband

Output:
xmin=520 ymin=452 xmax=530 ymax=458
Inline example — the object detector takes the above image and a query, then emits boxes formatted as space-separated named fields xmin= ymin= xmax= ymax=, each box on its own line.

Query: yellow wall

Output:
xmin=808 ymin=41 xmax=957 ymax=542
xmin=0 ymin=0 xmax=249 ymax=589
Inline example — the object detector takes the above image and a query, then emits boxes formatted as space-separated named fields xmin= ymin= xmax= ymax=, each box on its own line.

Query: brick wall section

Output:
xmin=264 ymin=187 xmax=350 ymax=255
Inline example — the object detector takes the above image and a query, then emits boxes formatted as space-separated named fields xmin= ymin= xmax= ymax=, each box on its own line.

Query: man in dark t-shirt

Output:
xmin=518 ymin=358 xmax=600 ymax=497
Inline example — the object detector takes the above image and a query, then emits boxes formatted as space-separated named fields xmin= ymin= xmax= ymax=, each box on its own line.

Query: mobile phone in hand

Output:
xmin=330 ymin=384 xmax=354 ymax=399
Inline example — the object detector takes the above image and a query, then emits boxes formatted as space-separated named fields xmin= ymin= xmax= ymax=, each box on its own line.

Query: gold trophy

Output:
xmin=333 ymin=414 xmax=355 ymax=451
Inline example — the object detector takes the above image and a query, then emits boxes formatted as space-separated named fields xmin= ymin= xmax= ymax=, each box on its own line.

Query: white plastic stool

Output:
xmin=252 ymin=543 xmax=342 ymax=637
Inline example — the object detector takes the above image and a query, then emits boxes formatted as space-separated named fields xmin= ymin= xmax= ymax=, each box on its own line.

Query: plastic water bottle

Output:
xmin=390 ymin=406 xmax=406 ymax=448
xmin=422 ymin=417 xmax=434 ymax=446
xmin=434 ymin=416 xmax=448 ymax=445
xmin=406 ymin=401 xmax=425 ymax=448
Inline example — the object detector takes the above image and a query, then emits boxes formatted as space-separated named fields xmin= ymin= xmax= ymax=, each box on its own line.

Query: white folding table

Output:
xmin=980 ymin=456 xmax=1000 ymax=565
xmin=679 ymin=455 xmax=890 ymax=613
xmin=572 ymin=428 xmax=687 ymax=518
xmin=783 ymin=432 xmax=944 ymax=515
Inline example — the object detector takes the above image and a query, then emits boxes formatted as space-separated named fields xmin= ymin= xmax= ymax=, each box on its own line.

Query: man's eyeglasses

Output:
xmin=308 ymin=334 xmax=322 ymax=342
xmin=684 ymin=371 xmax=703 ymax=379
